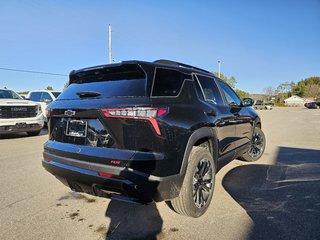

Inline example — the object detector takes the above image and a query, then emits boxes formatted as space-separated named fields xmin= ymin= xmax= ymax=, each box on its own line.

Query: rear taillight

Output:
xmin=101 ymin=107 xmax=167 ymax=135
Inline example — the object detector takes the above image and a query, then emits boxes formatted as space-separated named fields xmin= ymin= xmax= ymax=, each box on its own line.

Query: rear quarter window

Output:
xmin=152 ymin=68 xmax=190 ymax=97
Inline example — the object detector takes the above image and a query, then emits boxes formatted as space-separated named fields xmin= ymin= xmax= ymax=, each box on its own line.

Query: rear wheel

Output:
xmin=239 ymin=127 xmax=265 ymax=162
xmin=27 ymin=130 xmax=41 ymax=136
xmin=169 ymin=147 xmax=215 ymax=218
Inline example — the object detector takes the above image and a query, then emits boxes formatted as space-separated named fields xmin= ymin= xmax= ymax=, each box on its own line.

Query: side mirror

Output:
xmin=43 ymin=98 xmax=52 ymax=104
xmin=242 ymin=98 xmax=254 ymax=107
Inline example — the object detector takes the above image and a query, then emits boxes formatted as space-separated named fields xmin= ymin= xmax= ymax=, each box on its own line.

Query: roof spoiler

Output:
xmin=154 ymin=59 xmax=211 ymax=74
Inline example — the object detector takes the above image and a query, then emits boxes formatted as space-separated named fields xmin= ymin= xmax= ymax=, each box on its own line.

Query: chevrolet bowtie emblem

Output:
xmin=64 ymin=110 xmax=76 ymax=116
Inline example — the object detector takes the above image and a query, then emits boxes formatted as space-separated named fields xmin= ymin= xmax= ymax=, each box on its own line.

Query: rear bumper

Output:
xmin=42 ymin=142 xmax=184 ymax=203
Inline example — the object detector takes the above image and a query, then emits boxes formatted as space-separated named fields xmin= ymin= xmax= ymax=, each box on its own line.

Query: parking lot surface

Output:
xmin=1 ymin=107 xmax=320 ymax=240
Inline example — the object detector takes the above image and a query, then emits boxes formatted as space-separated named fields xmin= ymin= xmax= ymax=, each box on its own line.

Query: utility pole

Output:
xmin=108 ymin=24 xmax=112 ymax=64
xmin=218 ymin=60 xmax=221 ymax=78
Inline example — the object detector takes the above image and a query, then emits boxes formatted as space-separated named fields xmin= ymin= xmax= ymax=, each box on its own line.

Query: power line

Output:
xmin=0 ymin=67 xmax=68 ymax=76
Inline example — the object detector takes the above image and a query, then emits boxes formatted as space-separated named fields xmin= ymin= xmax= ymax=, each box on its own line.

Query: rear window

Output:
xmin=58 ymin=65 xmax=146 ymax=100
xmin=152 ymin=68 xmax=190 ymax=97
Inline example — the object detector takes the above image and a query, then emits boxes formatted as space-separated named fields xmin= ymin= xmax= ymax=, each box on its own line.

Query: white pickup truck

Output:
xmin=26 ymin=90 xmax=61 ymax=122
xmin=0 ymin=89 xmax=44 ymax=136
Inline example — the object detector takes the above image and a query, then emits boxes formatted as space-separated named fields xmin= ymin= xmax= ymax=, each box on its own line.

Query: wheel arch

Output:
xmin=179 ymin=127 xmax=218 ymax=177
xmin=255 ymin=116 xmax=262 ymax=129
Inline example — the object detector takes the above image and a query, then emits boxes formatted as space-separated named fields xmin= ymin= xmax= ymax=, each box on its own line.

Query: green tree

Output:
xmin=213 ymin=72 xmax=237 ymax=88
xmin=64 ymin=82 xmax=69 ymax=89
xmin=292 ymin=76 xmax=320 ymax=97
xmin=46 ymin=86 xmax=53 ymax=90
xmin=235 ymin=89 xmax=250 ymax=99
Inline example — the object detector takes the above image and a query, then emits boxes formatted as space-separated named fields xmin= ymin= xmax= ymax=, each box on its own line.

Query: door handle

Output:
xmin=206 ymin=111 xmax=217 ymax=117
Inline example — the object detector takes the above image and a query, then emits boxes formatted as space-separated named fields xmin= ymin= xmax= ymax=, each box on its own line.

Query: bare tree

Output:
xmin=263 ymin=86 xmax=275 ymax=101
xmin=304 ymin=84 xmax=320 ymax=99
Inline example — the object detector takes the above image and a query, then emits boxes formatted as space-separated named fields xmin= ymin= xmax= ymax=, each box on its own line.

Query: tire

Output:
xmin=239 ymin=127 xmax=266 ymax=162
xmin=169 ymin=146 xmax=216 ymax=218
xmin=27 ymin=130 xmax=41 ymax=136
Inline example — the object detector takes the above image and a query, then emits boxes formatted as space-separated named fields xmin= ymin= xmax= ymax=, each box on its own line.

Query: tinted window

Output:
xmin=52 ymin=92 xmax=61 ymax=98
xmin=41 ymin=92 xmax=52 ymax=101
xmin=219 ymin=81 xmax=242 ymax=106
xmin=0 ymin=90 xmax=22 ymax=99
xmin=59 ymin=65 xmax=146 ymax=100
xmin=152 ymin=68 xmax=189 ymax=97
xmin=30 ymin=92 xmax=42 ymax=101
xmin=196 ymin=75 xmax=223 ymax=105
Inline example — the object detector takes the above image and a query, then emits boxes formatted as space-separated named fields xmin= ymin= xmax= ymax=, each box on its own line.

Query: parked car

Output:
xmin=42 ymin=60 xmax=265 ymax=217
xmin=0 ymin=88 xmax=44 ymax=136
xmin=304 ymin=102 xmax=319 ymax=109
xmin=264 ymin=102 xmax=273 ymax=109
xmin=26 ymin=90 xmax=61 ymax=122
xmin=254 ymin=102 xmax=272 ymax=110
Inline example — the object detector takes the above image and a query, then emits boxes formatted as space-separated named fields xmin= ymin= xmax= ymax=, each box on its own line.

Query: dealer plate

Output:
xmin=65 ymin=119 xmax=87 ymax=138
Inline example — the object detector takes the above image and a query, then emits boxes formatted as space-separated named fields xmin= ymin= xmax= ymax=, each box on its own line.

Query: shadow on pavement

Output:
xmin=0 ymin=128 xmax=48 ymax=139
xmin=105 ymin=200 xmax=163 ymax=240
xmin=223 ymin=147 xmax=320 ymax=240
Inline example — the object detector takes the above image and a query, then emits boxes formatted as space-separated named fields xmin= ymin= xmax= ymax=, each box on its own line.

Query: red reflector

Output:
xmin=157 ymin=108 xmax=167 ymax=117
xmin=98 ymin=172 xmax=124 ymax=179
xmin=98 ymin=172 xmax=113 ymax=178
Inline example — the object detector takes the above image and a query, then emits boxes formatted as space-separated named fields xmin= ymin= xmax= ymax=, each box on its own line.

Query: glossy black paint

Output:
xmin=43 ymin=60 xmax=261 ymax=203
xmin=304 ymin=102 xmax=320 ymax=109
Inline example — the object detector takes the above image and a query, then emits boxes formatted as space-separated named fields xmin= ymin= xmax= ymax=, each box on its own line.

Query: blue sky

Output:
xmin=0 ymin=0 xmax=319 ymax=93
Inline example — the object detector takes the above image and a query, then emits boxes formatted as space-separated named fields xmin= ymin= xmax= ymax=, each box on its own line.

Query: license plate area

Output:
xmin=65 ymin=119 xmax=87 ymax=138
xmin=16 ymin=122 xmax=27 ymax=128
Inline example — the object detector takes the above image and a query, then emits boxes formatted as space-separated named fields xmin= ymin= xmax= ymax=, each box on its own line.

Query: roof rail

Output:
xmin=154 ymin=59 xmax=211 ymax=74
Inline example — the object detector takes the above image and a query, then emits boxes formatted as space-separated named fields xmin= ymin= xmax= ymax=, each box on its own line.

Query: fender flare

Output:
xmin=179 ymin=127 xmax=218 ymax=176
xmin=254 ymin=116 xmax=262 ymax=129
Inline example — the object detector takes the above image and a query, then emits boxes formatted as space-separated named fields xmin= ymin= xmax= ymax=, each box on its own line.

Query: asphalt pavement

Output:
xmin=0 ymin=107 xmax=320 ymax=240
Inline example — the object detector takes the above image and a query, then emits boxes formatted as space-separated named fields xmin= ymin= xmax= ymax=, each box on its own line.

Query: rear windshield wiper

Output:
xmin=76 ymin=91 xmax=101 ymax=98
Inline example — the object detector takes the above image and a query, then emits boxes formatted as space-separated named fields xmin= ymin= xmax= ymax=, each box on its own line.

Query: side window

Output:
xmin=196 ymin=75 xmax=223 ymax=105
xmin=40 ymin=92 xmax=52 ymax=101
xmin=29 ymin=92 xmax=41 ymax=101
xmin=218 ymin=80 xmax=242 ymax=106
xmin=152 ymin=68 xmax=189 ymax=97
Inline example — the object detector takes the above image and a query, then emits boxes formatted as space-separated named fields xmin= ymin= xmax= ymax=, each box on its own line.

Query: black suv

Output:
xmin=43 ymin=60 xmax=265 ymax=217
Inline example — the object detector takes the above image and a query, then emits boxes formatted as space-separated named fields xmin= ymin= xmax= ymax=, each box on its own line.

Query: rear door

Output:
xmin=194 ymin=74 xmax=238 ymax=156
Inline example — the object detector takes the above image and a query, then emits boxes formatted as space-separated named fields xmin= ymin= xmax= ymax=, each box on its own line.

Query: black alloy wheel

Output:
xmin=170 ymin=147 xmax=216 ymax=217
xmin=239 ymin=127 xmax=266 ymax=162
xmin=248 ymin=130 xmax=264 ymax=159
xmin=193 ymin=158 xmax=213 ymax=208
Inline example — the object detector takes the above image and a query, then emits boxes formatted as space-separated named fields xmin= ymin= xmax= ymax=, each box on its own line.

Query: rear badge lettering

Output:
xmin=110 ymin=160 xmax=120 ymax=165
